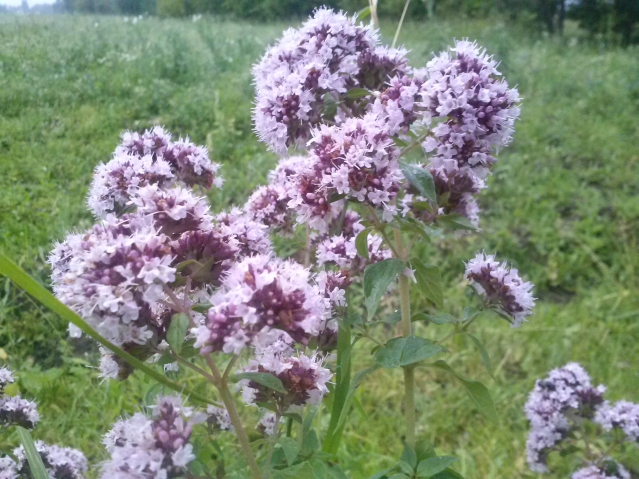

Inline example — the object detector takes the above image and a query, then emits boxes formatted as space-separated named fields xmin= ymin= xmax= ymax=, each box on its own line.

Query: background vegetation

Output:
xmin=0 ymin=11 xmax=638 ymax=478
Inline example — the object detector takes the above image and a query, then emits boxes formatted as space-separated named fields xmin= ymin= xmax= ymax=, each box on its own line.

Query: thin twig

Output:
xmin=392 ymin=0 xmax=412 ymax=49
xmin=223 ymin=355 xmax=240 ymax=381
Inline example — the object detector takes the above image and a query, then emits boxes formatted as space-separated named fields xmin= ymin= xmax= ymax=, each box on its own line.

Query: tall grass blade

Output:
xmin=16 ymin=426 xmax=48 ymax=479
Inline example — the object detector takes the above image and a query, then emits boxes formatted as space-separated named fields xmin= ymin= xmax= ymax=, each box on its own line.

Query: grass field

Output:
xmin=0 ymin=12 xmax=638 ymax=478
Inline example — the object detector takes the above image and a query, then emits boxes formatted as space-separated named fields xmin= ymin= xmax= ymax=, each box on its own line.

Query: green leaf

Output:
xmin=432 ymin=469 xmax=464 ymax=479
xmin=393 ymin=137 xmax=410 ymax=148
xmin=398 ymin=461 xmax=415 ymax=475
xmin=355 ymin=227 xmax=372 ymax=260
xmin=413 ymin=313 xmax=456 ymax=325
xmin=356 ymin=5 xmax=371 ymax=20
xmin=331 ymin=365 xmax=381 ymax=435
xmin=430 ymin=360 xmax=498 ymax=422
xmin=282 ymin=412 xmax=302 ymax=424
xmin=363 ymin=259 xmax=405 ymax=320
xmin=0 ymin=254 xmax=215 ymax=407
xmin=436 ymin=214 xmax=477 ymax=231
xmin=278 ymin=437 xmax=299 ymax=466
xmin=412 ymin=258 xmax=444 ymax=309
xmin=369 ymin=468 xmax=395 ymax=479
xmin=273 ymin=462 xmax=315 ymax=479
xmin=323 ymin=93 xmax=339 ymax=121
xmin=462 ymin=306 xmax=481 ymax=323
xmin=417 ymin=457 xmax=458 ymax=477
xmin=465 ymin=333 xmax=494 ymax=379
xmin=323 ymin=323 xmax=352 ymax=454
xmin=345 ymin=87 xmax=371 ymax=99
xmin=166 ymin=313 xmax=189 ymax=355
xmin=400 ymin=162 xmax=437 ymax=204
xmin=400 ymin=442 xmax=417 ymax=469
xmin=16 ymin=427 xmax=48 ymax=479
xmin=375 ymin=336 xmax=445 ymax=369
xmin=388 ymin=475 xmax=410 ymax=479
xmin=302 ymin=429 xmax=320 ymax=455
xmin=232 ymin=372 xmax=287 ymax=394
xmin=399 ymin=218 xmax=433 ymax=243
xmin=415 ymin=439 xmax=437 ymax=462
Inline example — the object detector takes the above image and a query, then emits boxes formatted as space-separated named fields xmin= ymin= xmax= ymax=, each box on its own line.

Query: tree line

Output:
xmin=52 ymin=0 xmax=638 ymax=46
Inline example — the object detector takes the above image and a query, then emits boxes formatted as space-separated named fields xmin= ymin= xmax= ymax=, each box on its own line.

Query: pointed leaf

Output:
xmin=323 ymin=323 xmax=352 ymax=454
xmin=363 ymin=259 xmax=405 ymax=320
xmin=356 ymin=5 xmax=371 ymax=20
xmin=278 ymin=437 xmax=299 ymax=466
xmin=437 ymin=214 xmax=477 ymax=231
xmin=375 ymin=336 xmax=445 ymax=368
xmin=400 ymin=442 xmax=417 ymax=469
xmin=356 ymin=228 xmax=372 ymax=260
xmin=400 ymin=162 xmax=437 ymax=204
xmin=417 ymin=457 xmax=457 ymax=477
xmin=430 ymin=360 xmax=498 ymax=422
xmin=167 ymin=313 xmax=189 ymax=355
xmin=232 ymin=372 xmax=287 ymax=394
xmin=345 ymin=88 xmax=371 ymax=99
xmin=465 ymin=333 xmax=494 ymax=379
xmin=412 ymin=258 xmax=444 ymax=309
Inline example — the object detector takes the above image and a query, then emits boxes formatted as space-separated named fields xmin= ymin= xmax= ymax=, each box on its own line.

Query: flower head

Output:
xmin=239 ymin=343 xmax=332 ymax=411
xmin=256 ymin=412 xmax=285 ymax=436
xmin=595 ymin=400 xmax=639 ymax=443
xmin=253 ymin=8 xmax=408 ymax=153
xmin=206 ymin=406 xmax=234 ymax=433
xmin=465 ymin=252 xmax=535 ymax=326
xmin=88 ymin=127 xmax=221 ymax=218
xmin=49 ymin=216 xmax=175 ymax=350
xmin=194 ymin=255 xmax=330 ymax=355
xmin=288 ymin=115 xmax=402 ymax=232
xmin=0 ymin=456 xmax=18 ymax=479
xmin=0 ymin=396 xmax=39 ymax=430
xmin=101 ymin=395 xmax=201 ymax=479
xmin=130 ymin=185 xmax=213 ymax=239
xmin=572 ymin=461 xmax=630 ymax=479
xmin=421 ymin=40 xmax=520 ymax=180
xmin=0 ymin=368 xmax=14 ymax=394
xmin=14 ymin=442 xmax=87 ymax=479
xmin=215 ymin=208 xmax=273 ymax=258
xmin=525 ymin=363 xmax=606 ymax=473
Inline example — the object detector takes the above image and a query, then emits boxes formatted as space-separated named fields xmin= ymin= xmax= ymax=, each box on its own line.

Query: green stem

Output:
xmin=266 ymin=411 xmax=282 ymax=476
xmin=392 ymin=0 xmax=411 ymax=48
xmin=394 ymin=229 xmax=415 ymax=447
xmin=207 ymin=359 xmax=262 ymax=479
xmin=399 ymin=132 xmax=430 ymax=157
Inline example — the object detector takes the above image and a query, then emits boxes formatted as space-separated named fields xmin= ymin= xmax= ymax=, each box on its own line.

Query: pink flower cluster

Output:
xmin=0 ymin=369 xmax=39 ymax=431
xmin=194 ymin=255 xmax=332 ymax=355
xmin=288 ymin=115 xmax=403 ymax=232
xmin=238 ymin=340 xmax=332 ymax=413
xmin=88 ymin=126 xmax=222 ymax=217
xmin=253 ymin=8 xmax=408 ymax=153
xmin=572 ymin=462 xmax=630 ymax=479
xmin=50 ymin=128 xmax=280 ymax=379
xmin=465 ymin=252 xmax=535 ymax=326
xmin=525 ymin=363 xmax=607 ymax=473
xmin=101 ymin=396 xmax=202 ymax=479
xmin=12 ymin=442 xmax=87 ymax=479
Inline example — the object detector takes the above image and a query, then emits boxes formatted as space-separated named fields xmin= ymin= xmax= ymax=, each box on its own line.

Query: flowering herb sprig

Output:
xmin=0 ymin=6 xmax=566 ymax=479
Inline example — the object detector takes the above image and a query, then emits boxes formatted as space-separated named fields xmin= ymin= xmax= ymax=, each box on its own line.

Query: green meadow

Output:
xmin=0 ymin=13 xmax=638 ymax=478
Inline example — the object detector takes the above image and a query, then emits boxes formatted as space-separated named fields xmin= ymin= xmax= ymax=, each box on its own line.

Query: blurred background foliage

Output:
xmin=36 ymin=0 xmax=639 ymax=46
xmin=0 ymin=7 xmax=638 ymax=479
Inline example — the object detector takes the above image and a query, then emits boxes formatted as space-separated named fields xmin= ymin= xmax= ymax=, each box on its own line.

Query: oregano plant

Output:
xmin=0 ymin=6 xmax=556 ymax=479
